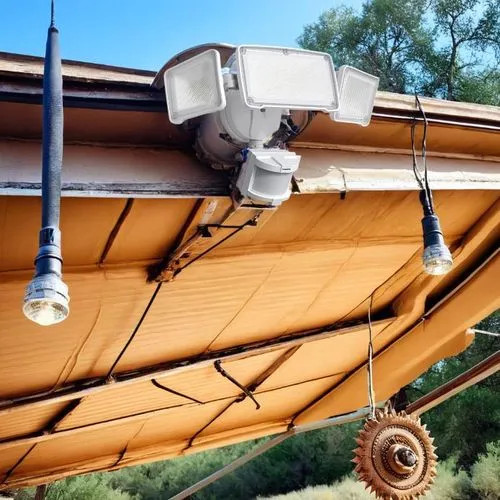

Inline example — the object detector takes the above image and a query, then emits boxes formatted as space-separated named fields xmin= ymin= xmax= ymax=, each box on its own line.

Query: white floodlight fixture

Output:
xmin=236 ymin=46 xmax=339 ymax=112
xmin=164 ymin=49 xmax=226 ymax=125
xmin=331 ymin=66 xmax=379 ymax=127
xmin=160 ymin=44 xmax=378 ymax=207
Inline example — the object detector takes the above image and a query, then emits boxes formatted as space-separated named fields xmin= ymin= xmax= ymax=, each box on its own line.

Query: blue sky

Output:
xmin=0 ymin=1 xmax=364 ymax=71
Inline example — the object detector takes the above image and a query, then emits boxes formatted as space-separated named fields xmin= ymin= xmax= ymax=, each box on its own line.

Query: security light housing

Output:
xmin=159 ymin=44 xmax=379 ymax=206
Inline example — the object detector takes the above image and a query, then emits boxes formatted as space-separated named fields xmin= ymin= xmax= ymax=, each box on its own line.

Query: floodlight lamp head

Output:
xmin=162 ymin=45 xmax=340 ymax=127
xmin=234 ymin=46 xmax=339 ymax=112
xmin=164 ymin=49 xmax=226 ymax=125
xmin=331 ymin=66 xmax=379 ymax=127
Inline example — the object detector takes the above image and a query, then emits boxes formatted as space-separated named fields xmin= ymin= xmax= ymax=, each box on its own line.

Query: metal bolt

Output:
xmin=396 ymin=447 xmax=418 ymax=468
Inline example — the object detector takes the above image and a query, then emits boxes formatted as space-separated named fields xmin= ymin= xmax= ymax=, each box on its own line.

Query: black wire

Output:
xmin=414 ymin=94 xmax=435 ymax=213
xmin=415 ymin=99 xmax=428 ymax=188
xmin=410 ymin=122 xmax=425 ymax=190
xmin=107 ymin=214 xmax=259 ymax=379
xmin=214 ymin=360 xmax=261 ymax=410
xmin=106 ymin=282 xmax=163 ymax=379
xmin=151 ymin=379 xmax=204 ymax=404
xmin=176 ymin=213 xmax=261 ymax=275
xmin=367 ymin=295 xmax=376 ymax=419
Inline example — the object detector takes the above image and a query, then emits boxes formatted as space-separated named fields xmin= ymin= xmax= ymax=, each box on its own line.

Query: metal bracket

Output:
xmin=214 ymin=360 xmax=261 ymax=410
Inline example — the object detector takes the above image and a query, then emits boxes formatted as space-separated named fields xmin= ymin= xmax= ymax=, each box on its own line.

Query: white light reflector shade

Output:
xmin=331 ymin=66 xmax=379 ymax=126
xmin=236 ymin=46 xmax=339 ymax=112
xmin=164 ymin=49 xmax=226 ymax=124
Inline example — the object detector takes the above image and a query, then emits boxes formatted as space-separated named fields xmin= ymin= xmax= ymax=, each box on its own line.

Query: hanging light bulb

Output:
xmin=422 ymin=214 xmax=453 ymax=275
xmin=420 ymin=190 xmax=453 ymax=276
xmin=23 ymin=274 xmax=69 ymax=326
xmin=23 ymin=227 xmax=69 ymax=326
xmin=411 ymin=95 xmax=453 ymax=277
xmin=23 ymin=0 xmax=69 ymax=326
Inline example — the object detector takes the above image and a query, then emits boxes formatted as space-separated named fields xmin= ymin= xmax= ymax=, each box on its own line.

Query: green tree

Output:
xmin=298 ymin=0 xmax=432 ymax=93
xmin=297 ymin=0 xmax=500 ymax=104
xmin=429 ymin=0 xmax=500 ymax=102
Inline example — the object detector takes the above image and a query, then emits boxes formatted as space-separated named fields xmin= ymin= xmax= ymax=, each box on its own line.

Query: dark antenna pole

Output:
xmin=23 ymin=0 xmax=70 ymax=326
xmin=42 ymin=0 xmax=63 ymax=236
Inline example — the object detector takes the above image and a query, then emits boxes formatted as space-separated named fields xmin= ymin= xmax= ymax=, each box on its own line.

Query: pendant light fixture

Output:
xmin=23 ymin=0 xmax=70 ymax=326
xmin=412 ymin=95 xmax=453 ymax=276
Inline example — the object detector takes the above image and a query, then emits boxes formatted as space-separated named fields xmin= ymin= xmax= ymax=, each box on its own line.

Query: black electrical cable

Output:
xmin=175 ymin=213 xmax=261 ymax=275
xmin=214 ymin=360 xmax=261 ymax=410
xmin=107 ymin=214 xmax=260 ymax=378
xmin=412 ymin=94 xmax=435 ymax=214
xmin=266 ymin=111 xmax=314 ymax=148
xmin=151 ymin=379 xmax=204 ymax=404
xmin=42 ymin=0 xmax=63 ymax=231
xmin=106 ymin=282 xmax=163 ymax=380
xmin=415 ymin=95 xmax=434 ymax=213
xmin=1 ymin=444 xmax=38 ymax=484
xmin=366 ymin=295 xmax=376 ymax=419
xmin=410 ymin=122 xmax=425 ymax=190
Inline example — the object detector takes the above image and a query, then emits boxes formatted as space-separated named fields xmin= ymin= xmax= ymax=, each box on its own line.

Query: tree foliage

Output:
xmin=298 ymin=0 xmax=500 ymax=104
xmin=298 ymin=0 xmax=432 ymax=93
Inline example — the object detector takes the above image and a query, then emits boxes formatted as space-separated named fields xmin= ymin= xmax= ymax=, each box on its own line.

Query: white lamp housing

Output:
xmin=331 ymin=66 xmax=379 ymax=126
xmin=164 ymin=49 xmax=226 ymax=125
xmin=236 ymin=46 xmax=339 ymax=112
xmin=162 ymin=45 xmax=340 ymax=126
xmin=236 ymin=149 xmax=300 ymax=206
xmin=160 ymin=44 xmax=378 ymax=206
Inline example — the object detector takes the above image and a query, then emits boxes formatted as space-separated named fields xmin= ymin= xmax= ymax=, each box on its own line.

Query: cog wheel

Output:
xmin=352 ymin=408 xmax=437 ymax=499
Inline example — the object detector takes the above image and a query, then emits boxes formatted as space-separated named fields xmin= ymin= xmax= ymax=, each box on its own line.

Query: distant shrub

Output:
xmin=471 ymin=441 xmax=500 ymax=499
xmin=257 ymin=484 xmax=336 ymax=500
xmin=424 ymin=459 xmax=472 ymax=500
xmin=30 ymin=474 xmax=136 ymax=500
xmin=258 ymin=459 xmax=477 ymax=500
xmin=45 ymin=475 xmax=135 ymax=500
xmin=257 ymin=475 xmax=374 ymax=499
xmin=330 ymin=476 xmax=373 ymax=499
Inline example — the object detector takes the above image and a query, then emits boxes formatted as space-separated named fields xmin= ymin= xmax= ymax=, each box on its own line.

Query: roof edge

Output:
xmin=1 ymin=51 xmax=499 ymax=123
xmin=0 ymin=51 xmax=155 ymax=86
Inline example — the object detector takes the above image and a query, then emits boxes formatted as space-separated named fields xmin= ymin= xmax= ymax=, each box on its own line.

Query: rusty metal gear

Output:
xmin=352 ymin=408 xmax=437 ymax=499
